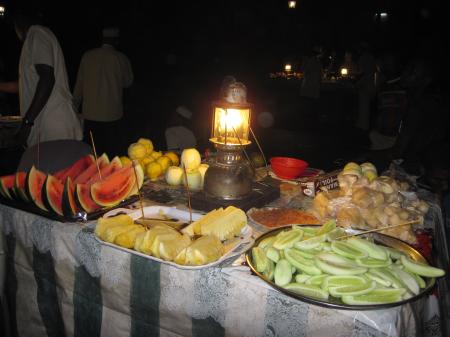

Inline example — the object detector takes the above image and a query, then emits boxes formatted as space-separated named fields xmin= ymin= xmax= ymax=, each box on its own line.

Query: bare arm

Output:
xmin=24 ymin=64 xmax=55 ymax=123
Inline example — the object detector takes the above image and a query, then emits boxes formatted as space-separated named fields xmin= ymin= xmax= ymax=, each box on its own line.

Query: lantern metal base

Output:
xmin=203 ymin=144 xmax=253 ymax=200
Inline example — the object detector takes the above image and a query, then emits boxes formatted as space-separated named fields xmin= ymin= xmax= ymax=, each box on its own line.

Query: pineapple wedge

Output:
xmin=104 ymin=224 xmax=141 ymax=243
xmin=114 ymin=225 xmax=146 ymax=248
xmin=150 ymin=232 xmax=181 ymax=258
xmin=174 ymin=235 xmax=224 ymax=266
xmin=159 ymin=234 xmax=191 ymax=261
xmin=200 ymin=206 xmax=247 ymax=241
xmin=95 ymin=214 xmax=134 ymax=240
xmin=138 ymin=226 xmax=179 ymax=255
xmin=181 ymin=208 xmax=223 ymax=237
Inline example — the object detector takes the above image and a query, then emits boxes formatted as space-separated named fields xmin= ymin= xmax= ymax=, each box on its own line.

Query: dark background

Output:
xmin=1 ymin=0 xmax=448 ymax=168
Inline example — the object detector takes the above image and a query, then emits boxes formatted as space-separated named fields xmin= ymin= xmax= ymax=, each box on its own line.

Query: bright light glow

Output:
xmin=0 ymin=6 xmax=5 ymax=15
xmin=288 ymin=1 xmax=296 ymax=9
xmin=211 ymin=105 xmax=251 ymax=145
xmin=341 ymin=68 xmax=348 ymax=76
xmin=284 ymin=64 xmax=292 ymax=72
xmin=380 ymin=12 xmax=388 ymax=18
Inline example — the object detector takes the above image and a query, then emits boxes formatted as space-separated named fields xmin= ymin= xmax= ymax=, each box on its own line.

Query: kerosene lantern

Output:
xmin=203 ymin=82 xmax=254 ymax=200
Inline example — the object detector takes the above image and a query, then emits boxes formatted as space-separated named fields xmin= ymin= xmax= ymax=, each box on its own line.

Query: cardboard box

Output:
xmin=299 ymin=170 xmax=340 ymax=197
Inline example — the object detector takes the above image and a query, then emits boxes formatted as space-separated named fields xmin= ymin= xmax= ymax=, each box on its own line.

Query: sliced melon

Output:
xmin=0 ymin=174 xmax=15 ymax=199
xmin=61 ymin=177 xmax=78 ymax=217
xmin=74 ymin=153 xmax=109 ymax=184
xmin=42 ymin=175 xmax=64 ymax=216
xmin=25 ymin=166 xmax=48 ymax=211
xmin=14 ymin=172 xmax=29 ymax=202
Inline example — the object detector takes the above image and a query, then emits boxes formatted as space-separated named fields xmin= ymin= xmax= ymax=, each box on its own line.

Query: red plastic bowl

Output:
xmin=270 ymin=157 xmax=309 ymax=179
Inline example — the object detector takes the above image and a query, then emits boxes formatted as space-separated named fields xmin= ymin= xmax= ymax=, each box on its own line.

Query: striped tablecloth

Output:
xmin=0 ymin=199 xmax=446 ymax=337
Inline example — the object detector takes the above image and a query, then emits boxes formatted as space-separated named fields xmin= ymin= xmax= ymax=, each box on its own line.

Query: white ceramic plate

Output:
xmin=97 ymin=206 xmax=254 ymax=270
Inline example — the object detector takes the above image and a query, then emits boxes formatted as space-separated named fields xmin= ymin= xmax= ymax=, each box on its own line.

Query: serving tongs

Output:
xmin=134 ymin=217 xmax=189 ymax=231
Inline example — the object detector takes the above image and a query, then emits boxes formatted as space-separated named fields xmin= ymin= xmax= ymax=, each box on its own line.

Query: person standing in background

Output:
xmin=299 ymin=45 xmax=323 ymax=126
xmin=355 ymin=41 xmax=376 ymax=132
xmin=0 ymin=4 xmax=82 ymax=147
xmin=73 ymin=27 xmax=133 ymax=157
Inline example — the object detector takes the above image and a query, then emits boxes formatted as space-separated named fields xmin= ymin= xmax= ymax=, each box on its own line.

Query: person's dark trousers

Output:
xmin=83 ymin=119 xmax=122 ymax=158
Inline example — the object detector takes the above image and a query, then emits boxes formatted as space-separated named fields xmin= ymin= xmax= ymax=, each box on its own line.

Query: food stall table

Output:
xmin=0 ymin=178 xmax=448 ymax=337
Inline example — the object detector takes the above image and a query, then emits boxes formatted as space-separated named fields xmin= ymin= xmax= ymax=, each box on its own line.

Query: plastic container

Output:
xmin=270 ymin=157 xmax=309 ymax=179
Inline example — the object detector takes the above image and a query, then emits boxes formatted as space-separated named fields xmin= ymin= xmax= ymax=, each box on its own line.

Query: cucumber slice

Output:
xmin=284 ymin=283 xmax=329 ymax=300
xmin=401 ymin=255 xmax=445 ymax=277
xmin=365 ymin=271 xmax=392 ymax=287
xmin=384 ymin=246 xmax=406 ymax=260
xmin=341 ymin=293 xmax=402 ymax=305
xmin=284 ymin=248 xmax=322 ymax=275
xmin=263 ymin=259 xmax=275 ymax=281
xmin=368 ymin=288 xmax=407 ymax=297
xmin=273 ymin=229 xmax=304 ymax=250
xmin=321 ymin=275 xmax=368 ymax=290
xmin=331 ymin=241 xmax=368 ymax=259
xmin=302 ymin=226 xmax=319 ymax=236
xmin=291 ymin=248 xmax=318 ymax=259
xmin=379 ymin=268 xmax=405 ymax=289
xmin=391 ymin=267 xmax=420 ymax=295
xmin=316 ymin=219 xmax=336 ymax=236
xmin=326 ymin=227 xmax=346 ymax=241
xmin=322 ymin=242 xmax=332 ymax=251
xmin=252 ymin=247 xmax=268 ymax=273
xmin=356 ymin=257 xmax=392 ymax=268
xmin=294 ymin=234 xmax=327 ymax=250
xmin=295 ymin=274 xmax=311 ymax=283
xmin=410 ymin=272 xmax=426 ymax=288
xmin=314 ymin=254 xmax=368 ymax=275
xmin=258 ymin=236 xmax=277 ymax=249
xmin=346 ymin=237 xmax=388 ymax=260
xmin=329 ymin=281 xmax=376 ymax=297
xmin=274 ymin=259 xmax=293 ymax=286
xmin=305 ymin=274 xmax=329 ymax=286
xmin=316 ymin=252 xmax=360 ymax=268
xmin=266 ymin=247 xmax=280 ymax=263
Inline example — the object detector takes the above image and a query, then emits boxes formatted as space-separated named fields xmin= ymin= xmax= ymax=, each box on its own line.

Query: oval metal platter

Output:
xmin=245 ymin=225 xmax=436 ymax=310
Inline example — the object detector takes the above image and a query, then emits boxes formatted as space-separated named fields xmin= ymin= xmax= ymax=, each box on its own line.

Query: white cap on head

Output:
xmin=176 ymin=105 xmax=192 ymax=120
xmin=102 ymin=27 xmax=120 ymax=38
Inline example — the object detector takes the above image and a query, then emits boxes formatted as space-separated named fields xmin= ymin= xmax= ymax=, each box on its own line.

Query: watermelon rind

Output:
xmin=15 ymin=172 xmax=29 ymax=202
xmin=61 ymin=177 xmax=78 ymax=217
xmin=91 ymin=165 xmax=136 ymax=207
xmin=76 ymin=183 xmax=101 ymax=213
xmin=0 ymin=174 xmax=15 ymax=200
xmin=128 ymin=162 xmax=144 ymax=196
xmin=42 ymin=175 xmax=64 ymax=216
xmin=26 ymin=166 xmax=48 ymax=211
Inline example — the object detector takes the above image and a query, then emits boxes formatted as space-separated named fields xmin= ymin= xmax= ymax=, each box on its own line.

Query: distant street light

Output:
xmin=288 ymin=1 xmax=296 ymax=9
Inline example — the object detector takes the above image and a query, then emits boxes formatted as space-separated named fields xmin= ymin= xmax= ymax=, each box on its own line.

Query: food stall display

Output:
xmin=247 ymin=220 xmax=445 ymax=308
xmin=310 ymin=162 xmax=430 ymax=244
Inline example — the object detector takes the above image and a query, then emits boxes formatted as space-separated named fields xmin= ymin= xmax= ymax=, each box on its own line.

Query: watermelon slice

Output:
xmin=14 ymin=172 xmax=29 ymax=202
xmin=42 ymin=175 xmax=64 ymax=216
xmin=26 ymin=166 xmax=48 ymax=211
xmin=75 ymin=157 xmax=123 ymax=213
xmin=91 ymin=164 xmax=136 ymax=207
xmin=61 ymin=177 xmax=78 ymax=217
xmin=74 ymin=153 xmax=110 ymax=184
xmin=54 ymin=154 xmax=95 ymax=182
xmin=128 ymin=162 xmax=145 ymax=196
xmin=0 ymin=174 xmax=15 ymax=199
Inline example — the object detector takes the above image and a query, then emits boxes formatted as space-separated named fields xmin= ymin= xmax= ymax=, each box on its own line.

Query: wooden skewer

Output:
xmin=37 ymin=132 xmax=40 ymax=170
xmin=132 ymin=161 xmax=145 ymax=220
xmin=89 ymin=131 xmax=102 ymax=180
xmin=182 ymin=165 xmax=193 ymax=224
xmin=334 ymin=219 xmax=421 ymax=241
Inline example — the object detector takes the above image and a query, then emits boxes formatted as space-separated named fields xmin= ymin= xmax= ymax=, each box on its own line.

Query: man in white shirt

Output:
xmin=73 ymin=27 xmax=133 ymax=156
xmin=0 ymin=6 xmax=82 ymax=147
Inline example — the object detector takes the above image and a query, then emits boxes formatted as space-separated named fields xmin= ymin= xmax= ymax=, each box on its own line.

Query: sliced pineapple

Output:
xmin=134 ymin=232 xmax=147 ymax=252
xmin=95 ymin=214 xmax=134 ymax=240
xmin=200 ymin=206 xmax=247 ymax=241
xmin=138 ymin=226 xmax=179 ymax=255
xmin=104 ymin=224 xmax=141 ymax=243
xmin=175 ymin=235 xmax=224 ymax=266
xmin=159 ymin=234 xmax=191 ymax=261
xmin=181 ymin=208 xmax=223 ymax=237
xmin=150 ymin=232 xmax=181 ymax=258
xmin=114 ymin=225 xmax=146 ymax=248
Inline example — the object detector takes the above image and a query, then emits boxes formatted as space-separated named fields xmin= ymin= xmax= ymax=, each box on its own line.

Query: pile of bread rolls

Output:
xmin=311 ymin=162 xmax=429 ymax=244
